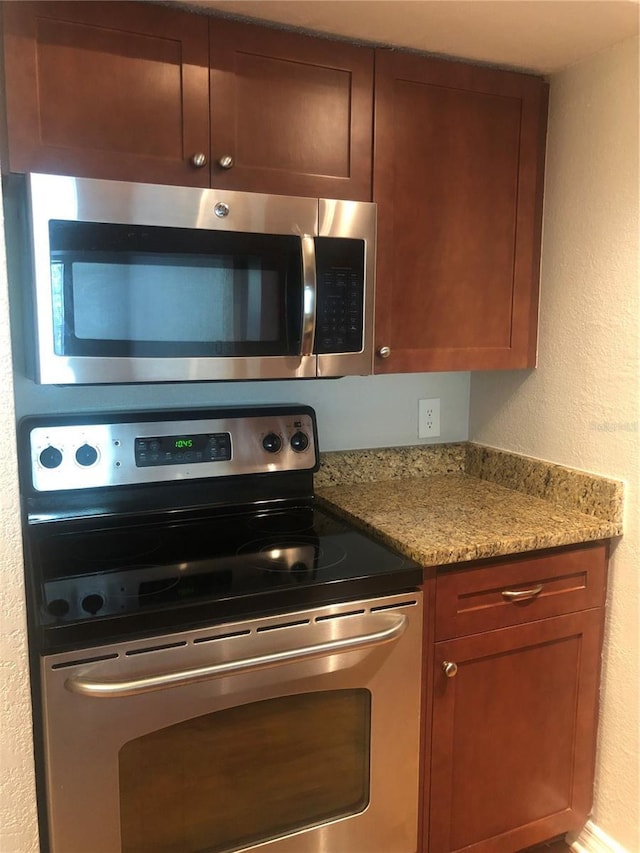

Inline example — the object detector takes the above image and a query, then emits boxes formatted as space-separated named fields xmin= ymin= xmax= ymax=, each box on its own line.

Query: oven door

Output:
xmin=28 ymin=173 xmax=319 ymax=383
xmin=40 ymin=593 xmax=422 ymax=853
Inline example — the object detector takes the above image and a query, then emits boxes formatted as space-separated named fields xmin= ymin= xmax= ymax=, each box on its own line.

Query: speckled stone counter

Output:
xmin=315 ymin=444 xmax=623 ymax=567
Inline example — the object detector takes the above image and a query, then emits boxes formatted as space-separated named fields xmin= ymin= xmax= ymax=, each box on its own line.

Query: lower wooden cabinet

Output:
xmin=423 ymin=542 xmax=608 ymax=853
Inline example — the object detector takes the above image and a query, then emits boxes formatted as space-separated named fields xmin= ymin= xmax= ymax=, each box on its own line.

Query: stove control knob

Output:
xmin=39 ymin=446 xmax=63 ymax=469
xmin=291 ymin=561 xmax=311 ymax=580
xmin=290 ymin=431 xmax=309 ymax=453
xmin=262 ymin=433 xmax=282 ymax=454
xmin=81 ymin=594 xmax=104 ymax=615
xmin=75 ymin=443 xmax=99 ymax=467
xmin=47 ymin=598 xmax=70 ymax=618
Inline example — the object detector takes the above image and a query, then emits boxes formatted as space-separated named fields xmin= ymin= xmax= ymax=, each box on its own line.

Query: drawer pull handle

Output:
xmin=442 ymin=661 xmax=458 ymax=678
xmin=501 ymin=584 xmax=543 ymax=602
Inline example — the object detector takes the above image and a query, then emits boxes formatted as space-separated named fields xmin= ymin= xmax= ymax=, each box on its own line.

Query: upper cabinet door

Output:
xmin=209 ymin=19 xmax=374 ymax=200
xmin=1 ymin=2 xmax=210 ymax=186
xmin=373 ymin=51 xmax=548 ymax=372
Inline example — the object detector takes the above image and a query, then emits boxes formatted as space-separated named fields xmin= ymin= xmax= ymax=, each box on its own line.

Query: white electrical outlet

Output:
xmin=418 ymin=398 xmax=441 ymax=438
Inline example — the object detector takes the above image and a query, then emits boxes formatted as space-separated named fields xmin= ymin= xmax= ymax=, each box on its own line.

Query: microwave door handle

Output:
xmin=300 ymin=235 xmax=317 ymax=356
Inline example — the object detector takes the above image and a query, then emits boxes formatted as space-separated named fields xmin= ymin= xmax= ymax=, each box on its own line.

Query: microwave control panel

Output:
xmin=315 ymin=237 xmax=365 ymax=354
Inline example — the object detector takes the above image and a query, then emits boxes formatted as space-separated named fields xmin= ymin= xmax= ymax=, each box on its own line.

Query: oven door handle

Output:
xmin=64 ymin=612 xmax=407 ymax=698
xmin=300 ymin=234 xmax=317 ymax=357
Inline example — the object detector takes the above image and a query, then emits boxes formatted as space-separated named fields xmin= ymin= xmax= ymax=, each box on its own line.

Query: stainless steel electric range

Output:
xmin=20 ymin=405 xmax=424 ymax=853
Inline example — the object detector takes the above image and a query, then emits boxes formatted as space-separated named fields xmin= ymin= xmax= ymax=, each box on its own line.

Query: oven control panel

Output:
xmin=26 ymin=408 xmax=317 ymax=492
xmin=134 ymin=432 xmax=232 ymax=467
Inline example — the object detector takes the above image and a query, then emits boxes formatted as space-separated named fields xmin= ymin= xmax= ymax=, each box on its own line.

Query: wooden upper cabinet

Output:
xmin=373 ymin=50 xmax=548 ymax=372
xmin=0 ymin=1 xmax=210 ymax=186
xmin=209 ymin=18 xmax=374 ymax=200
xmin=1 ymin=4 xmax=374 ymax=199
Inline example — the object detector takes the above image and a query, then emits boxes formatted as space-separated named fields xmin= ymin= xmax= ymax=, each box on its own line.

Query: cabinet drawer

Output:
xmin=435 ymin=542 xmax=607 ymax=640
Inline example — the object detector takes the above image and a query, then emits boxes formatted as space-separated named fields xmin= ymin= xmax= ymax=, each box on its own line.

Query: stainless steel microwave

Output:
xmin=25 ymin=173 xmax=376 ymax=384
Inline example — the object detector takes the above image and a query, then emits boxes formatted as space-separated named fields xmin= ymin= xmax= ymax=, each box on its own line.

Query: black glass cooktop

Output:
xmin=28 ymin=503 xmax=421 ymax=652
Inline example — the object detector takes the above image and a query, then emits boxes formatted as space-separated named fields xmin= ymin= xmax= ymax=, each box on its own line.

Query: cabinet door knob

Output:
xmin=190 ymin=152 xmax=208 ymax=168
xmin=501 ymin=584 xmax=543 ymax=602
xmin=377 ymin=345 xmax=391 ymax=359
xmin=217 ymin=155 xmax=235 ymax=170
xmin=442 ymin=661 xmax=458 ymax=678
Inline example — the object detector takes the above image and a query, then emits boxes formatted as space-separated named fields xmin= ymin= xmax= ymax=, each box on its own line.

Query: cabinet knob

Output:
xmin=377 ymin=346 xmax=391 ymax=359
xmin=190 ymin=152 xmax=207 ymax=168
xmin=442 ymin=661 xmax=458 ymax=678
xmin=217 ymin=155 xmax=235 ymax=170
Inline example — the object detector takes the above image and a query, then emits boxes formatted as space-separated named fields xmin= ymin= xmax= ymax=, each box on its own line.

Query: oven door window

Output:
xmin=49 ymin=220 xmax=303 ymax=358
xmin=118 ymin=689 xmax=371 ymax=853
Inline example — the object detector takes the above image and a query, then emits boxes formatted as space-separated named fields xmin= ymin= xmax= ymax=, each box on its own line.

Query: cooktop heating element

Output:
xmin=20 ymin=405 xmax=421 ymax=653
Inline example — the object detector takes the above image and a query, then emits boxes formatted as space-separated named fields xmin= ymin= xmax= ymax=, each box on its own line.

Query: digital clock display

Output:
xmin=135 ymin=432 xmax=231 ymax=467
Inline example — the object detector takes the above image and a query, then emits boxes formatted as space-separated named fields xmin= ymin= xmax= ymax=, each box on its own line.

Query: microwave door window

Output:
xmin=48 ymin=221 xmax=304 ymax=359
xmin=69 ymin=258 xmax=282 ymax=351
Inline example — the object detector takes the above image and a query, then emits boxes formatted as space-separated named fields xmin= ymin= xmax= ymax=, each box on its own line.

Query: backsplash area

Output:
xmin=465 ymin=444 xmax=624 ymax=523
xmin=10 ymin=370 xmax=471 ymax=452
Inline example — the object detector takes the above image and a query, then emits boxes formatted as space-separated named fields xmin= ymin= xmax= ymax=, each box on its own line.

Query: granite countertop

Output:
xmin=314 ymin=444 xmax=624 ymax=567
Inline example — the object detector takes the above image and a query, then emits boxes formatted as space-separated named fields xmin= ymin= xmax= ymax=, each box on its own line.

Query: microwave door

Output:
xmin=28 ymin=180 xmax=319 ymax=384
xmin=27 ymin=175 xmax=319 ymax=384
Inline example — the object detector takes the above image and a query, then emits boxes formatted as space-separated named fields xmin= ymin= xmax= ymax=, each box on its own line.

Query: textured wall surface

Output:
xmin=470 ymin=35 xmax=639 ymax=852
xmin=0 ymin=182 xmax=39 ymax=849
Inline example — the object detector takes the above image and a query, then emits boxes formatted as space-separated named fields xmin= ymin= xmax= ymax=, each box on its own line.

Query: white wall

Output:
xmin=0 ymin=187 xmax=39 ymax=848
xmin=11 ymin=372 xmax=470 ymax=450
xmin=470 ymin=36 xmax=639 ymax=852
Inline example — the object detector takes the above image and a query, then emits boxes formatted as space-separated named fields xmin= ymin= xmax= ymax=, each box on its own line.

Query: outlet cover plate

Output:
xmin=418 ymin=398 xmax=441 ymax=438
